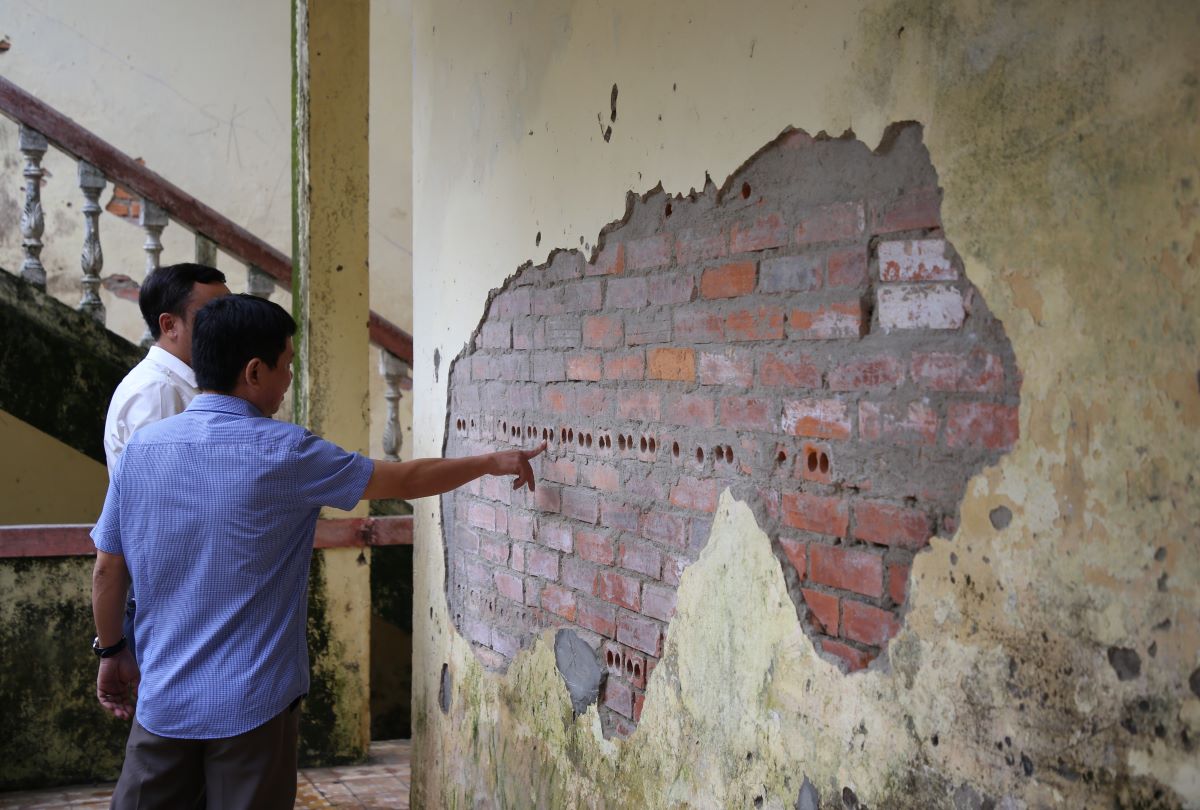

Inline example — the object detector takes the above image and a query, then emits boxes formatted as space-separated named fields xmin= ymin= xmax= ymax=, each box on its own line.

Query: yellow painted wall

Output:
xmin=0 ymin=411 xmax=107 ymax=524
xmin=407 ymin=0 xmax=1200 ymax=806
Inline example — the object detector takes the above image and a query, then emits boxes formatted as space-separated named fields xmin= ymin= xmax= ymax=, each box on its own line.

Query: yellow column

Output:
xmin=293 ymin=0 xmax=371 ymax=763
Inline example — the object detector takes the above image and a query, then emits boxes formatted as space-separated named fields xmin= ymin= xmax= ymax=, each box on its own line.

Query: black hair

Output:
xmin=138 ymin=262 xmax=227 ymax=339
xmin=192 ymin=294 xmax=296 ymax=393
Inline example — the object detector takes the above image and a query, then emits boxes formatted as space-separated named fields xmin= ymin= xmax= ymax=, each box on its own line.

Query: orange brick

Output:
xmin=648 ymin=347 xmax=696 ymax=382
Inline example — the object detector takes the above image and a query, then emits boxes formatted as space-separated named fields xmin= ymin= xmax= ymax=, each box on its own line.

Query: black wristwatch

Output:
xmin=92 ymin=636 xmax=127 ymax=658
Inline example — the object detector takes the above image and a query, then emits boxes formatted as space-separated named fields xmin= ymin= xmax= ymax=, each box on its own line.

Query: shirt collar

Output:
xmin=186 ymin=393 xmax=266 ymax=418
xmin=146 ymin=345 xmax=198 ymax=389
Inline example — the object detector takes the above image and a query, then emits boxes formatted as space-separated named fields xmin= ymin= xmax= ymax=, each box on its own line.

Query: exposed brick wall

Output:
xmin=442 ymin=124 xmax=1020 ymax=737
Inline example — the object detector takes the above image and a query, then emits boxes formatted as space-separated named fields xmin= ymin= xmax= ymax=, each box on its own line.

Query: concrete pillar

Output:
xmin=293 ymin=0 xmax=371 ymax=763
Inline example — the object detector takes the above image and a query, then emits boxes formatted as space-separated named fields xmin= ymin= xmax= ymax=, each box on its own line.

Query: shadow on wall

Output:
xmin=441 ymin=123 xmax=1021 ymax=738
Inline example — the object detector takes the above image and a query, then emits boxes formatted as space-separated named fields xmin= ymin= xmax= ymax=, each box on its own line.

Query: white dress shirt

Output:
xmin=103 ymin=345 xmax=199 ymax=478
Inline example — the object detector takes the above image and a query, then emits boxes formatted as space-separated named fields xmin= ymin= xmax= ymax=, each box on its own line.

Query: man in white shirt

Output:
xmin=104 ymin=264 xmax=231 ymax=475
xmin=102 ymin=263 xmax=230 ymax=665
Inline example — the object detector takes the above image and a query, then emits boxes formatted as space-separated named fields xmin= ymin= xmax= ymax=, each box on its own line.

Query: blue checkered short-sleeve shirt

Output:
xmin=92 ymin=393 xmax=374 ymax=739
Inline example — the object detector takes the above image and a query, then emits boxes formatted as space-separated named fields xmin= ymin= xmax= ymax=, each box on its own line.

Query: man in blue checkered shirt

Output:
xmin=90 ymin=294 xmax=544 ymax=809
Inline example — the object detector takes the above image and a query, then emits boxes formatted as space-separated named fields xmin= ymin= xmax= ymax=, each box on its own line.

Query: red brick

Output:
xmin=541 ymin=457 xmax=577 ymax=486
xmin=539 ymin=522 xmax=573 ymax=552
xmin=797 ymin=442 xmax=834 ymax=484
xmin=854 ymin=501 xmax=931 ymax=549
xmin=858 ymin=401 xmax=938 ymax=445
xmin=580 ymin=463 xmax=620 ymax=492
xmin=625 ymin=313 xmax=672 ymax=345
xmin=482 ymin=475 xmax=513 ymax=504
xmin=632 ymin=692 xmax=646 ymax=722
xmin=468 ymin=502 xmax=497 ymax=531
xmin=759 ymin=351 xmax=822 ymax=389
xmin=576 ymin=387 xmax=610 ymax=417
xmin=563 ymin=280 xmax=603 ymax=312
xmin=640 ymin=512 xmax=687 ymax=548
xmin=624 ymin=472 xmax=666 ymax=501
xmin=675 ymin=226 xmax=728 ymax=265
xmin=541 ymin=583 xmax=578 ymax=621
xmin=878 ymin=239 xmax=956 ymax=282
xmin=841 ymin=600 xmax=900 ymax=646
xmin=648 ymin=273 xmax=696 ymax=305
xmin=829 ymin=356 xmax=905 ymax=391
xmin=480 ymin=535 xmax=510 ymax=564
xmin=541 ymin=386 xmax=575 ymax=416
xmin=669 ymin=476 xmax=719 ymax=513
xmin=648 ymin=347 xmax=696 ymax=382
xmin=673 ymin=309 xmax=726 ymax=343
xmin=532 ymin=484 xmax=561 ymax=514
xmin=623 ymin=650 xmax=648 ymax=688
xmin=575 ymin=529 xmax=616 ymax=565
xmin=945 ymin=402 xmax=1019 ymax=450
xmin=604 ymin=676 xmax=633 ymax=718
xmin=802 ymin=588 xmax=839 ymax=635
xmin=911 ymin=351 xmax=1004 ymax=393
xmin=873 ymin=187 xmax=941 ymax=233
xmin=605 ymin=351 xmax=645 ymax=380
xmin=583 ymin=315 xmax=623 ymax=349
xmin=662 ymin=553 xmax=688 ymax=586
xmin=607 ymin=276 xmax=649 ymax=308
xmin=888 ymin=562 xmax=910 ymax=605
xmin=595 ymin=571 xmax=641 ymax=611
xmin=782 ymin=492 xmax=849 ymax=537
xmin=566 ymin=353 xmax=603 ymax=381
xmin=510 ymin=543 xmax=526 ymax=572
xmin=531 ymin=287 xmax=566 ymax=316
xmin=512 ymin=321 xmax=534 ymax=350
xmin=789 ymin=300 xmax=864 ymax=339
xmin=618 ymin=539 xmax=663 ymax=578
xmin=588 ymin=242 xmax=625 ymax=276
xmin=464 ymin=617 xmax=491 ymax=647
xmin=562 ymin=488 xmax=600 ymax=524
xmin=480 ymin=322 xmax=511 ymax=349
xmin=827 ymin=247 xmax=869 ymax=287
xmin=701 ymin=261 xmax=756 ymax=299
xmin=782 ymin=397 xmax=852 ymax=439
xmin=698 ymin=350 xmax=754 ymax=386
xmin=546 ymin=251 xmax=583 ymax=282
xmin=664 ymin=393 xmax=715 ymax=428
xmin=617 ymin=613 xmax=662 ymax=656
xmin=809 ymin=544 xmax=883 ymax=598
xmin=509 ymin=513 xmax=534 ymax=541
xmin=526 ymin=547 xmax=559 ymax=580
xmin=625 ymin=234 xmax=673 ymax=270
xmin=731 ymin=211 xmax=788 ymax=253
xmin=601 ymin=499 xmax=641 ymax=532
xmin=531 ymin=352 xmax=566 ymax=382
xmin=719 ymin=396 xmax=775 ymax=431
xmin=577 ymin=599 xmax=617 ymax=637
xmin=618 ymin=390 xmax=662 ymax=421
xmin=759 ymin=254 xmax=821 ymax=293
xmin=641 ymin=583 xmax=676 ymax=623
xmin=524 ymin=578 xmax=543 ymax=607
xmin=562 ymin=556 xmax=595 ymax=592
xmin=794 ymin=201 xmax=864 ymax=245
xmin=466 ymin=560 xmax=491 ymax=588
xmin=779 ymin=538 xmax=807 ymax=578
xmin=726 ymin=306 xmax=785 ymax=341
xmin=820 ymin=638 xmax=872 ymax=672
xmin=495 ymin=571 xmax=524 ymax=602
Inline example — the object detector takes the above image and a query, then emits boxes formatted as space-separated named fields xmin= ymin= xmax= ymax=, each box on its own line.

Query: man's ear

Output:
xmin=158 ymin=312 xmax=179 ymax=340
xmin=243 ymin=358 xmax=263 ymax=388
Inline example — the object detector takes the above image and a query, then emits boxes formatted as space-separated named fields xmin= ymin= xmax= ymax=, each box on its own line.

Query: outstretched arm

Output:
xmin=362 ymin=441 xmax=547 ymax=501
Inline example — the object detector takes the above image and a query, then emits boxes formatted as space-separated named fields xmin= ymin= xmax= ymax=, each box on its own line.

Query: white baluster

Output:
xmin=18 ymin=126 xmax=48 ymax=288
xmin=195 ymin=234 xmax=218 ymax=267
xmin=247 ymin=265 xmax=275 ymax=299
xmin=139 ymin=200 xmax=169 ymax=346
xmin=379 ymin=349 xmax=408 ymax=461
xmin=78 ymin=161 xmax=107 ymax=323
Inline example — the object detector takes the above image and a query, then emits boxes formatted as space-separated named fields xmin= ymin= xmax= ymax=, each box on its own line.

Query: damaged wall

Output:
xmin=409 ymin=0 xmax=1199 ymax=806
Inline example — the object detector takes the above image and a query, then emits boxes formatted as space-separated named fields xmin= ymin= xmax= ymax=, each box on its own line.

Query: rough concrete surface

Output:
xmin=408 ymin=0 xmax=1200 ymax=807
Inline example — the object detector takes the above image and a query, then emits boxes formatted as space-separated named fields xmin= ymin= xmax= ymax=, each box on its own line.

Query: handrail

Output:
xmin=0 ymin=75 xmax=413 ymax=367
xmin=0 ymin=516 xmax=413 ymax=558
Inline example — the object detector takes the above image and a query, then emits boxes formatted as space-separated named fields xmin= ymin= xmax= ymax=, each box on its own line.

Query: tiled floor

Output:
xmin=0 ymin=739 xmax=411 ymax=809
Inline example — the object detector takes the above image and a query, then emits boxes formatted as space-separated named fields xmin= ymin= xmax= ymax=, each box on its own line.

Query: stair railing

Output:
xmin=0 ymin=75 xmax=411 ymax=460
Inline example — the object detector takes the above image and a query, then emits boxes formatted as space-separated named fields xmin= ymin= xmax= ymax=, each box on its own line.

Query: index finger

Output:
xmin=523 ymin=441 xmax=548 ymax=460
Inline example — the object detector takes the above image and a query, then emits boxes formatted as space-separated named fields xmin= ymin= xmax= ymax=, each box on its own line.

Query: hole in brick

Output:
xmin=618 ymin=435 xmax=626 ymax=451
xmin=578 ymin=431 xmax=584 ymax=447
xmin=673 ymin=441 xmax=680 ymax=457
xmin=741 ymin=181 xmax=751 ymax=199
xmin=665 ymin=202 xmax=673 ymax=217
xmin=606 ymin=650 xmax=614 ymax=667
xmin=649 ymin=437 xmax=657 ymax=453
xmin=714 ymin=446 xmax=725 ymax=462
xmin=586 ymin=433 xmax=593 ymax=448
xmin=634 ymin=661 xmax=641 ymax=677
xmin=777 ymin=449 xmax=787 ymax=465
xmin=640 ymin=436 xmax=648 ymax=452
xmin=724 ymin=445 xmax=734 ymax=464
xmin=561 ymin=428 xmax=568 ymax=443
xmin=696 ymin=447 xmax=705 ymax=463
xmin=625 ymin=657 xmax=633 ymax=676
xmin=819 ymin=452 xmax=830 ymax=474
xmin=808 ymin=450 xmax=818 ymax=472
xmin=568 ymin=428 xmax=575 ymax=443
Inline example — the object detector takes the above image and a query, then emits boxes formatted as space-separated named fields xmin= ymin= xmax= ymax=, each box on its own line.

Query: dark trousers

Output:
xmin=109 ymin=699 xmax=301 ymax=810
